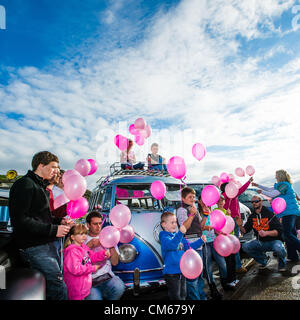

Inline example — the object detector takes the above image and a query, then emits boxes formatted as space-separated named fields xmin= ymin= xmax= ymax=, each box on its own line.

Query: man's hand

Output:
xmin=258 ymin=230 xmax=268 ymax=237
xmin=257 ymin=189 xmax=262 ymax=194
xmin=252 ymin=182 xmax=258 ymax=187
xmin=86 ymin=238 xmax=101 ymax=249
xmin=179 ymin=225 xmax=187 ymax=234
xmin=61 ymin=218 xmax=75 ymax=227
xmin=56 ymin=225 xmax=70 ymax=238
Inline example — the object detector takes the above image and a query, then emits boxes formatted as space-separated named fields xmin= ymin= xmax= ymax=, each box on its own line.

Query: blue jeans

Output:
xmin=121 ymin=162 xmax=144 ymax=170
xmin=86 ymin=275 xmax=125 ymax=300
xmin=234 ymin=220 xmax=242 ymax=269
xmin=281 ymin=215 xmax=300 ymax=261
xmin=242 ymin=239 xmax=286 ymax=269
xmin=186 ymin=249 xmax=206 ymax=300
xmin=202 ymin=242 xmax=227 ymax=283
xmin=149 ymin=164 xmax=167 ymax=171
xmin=20 ymin=242 xmax=68 ymax=300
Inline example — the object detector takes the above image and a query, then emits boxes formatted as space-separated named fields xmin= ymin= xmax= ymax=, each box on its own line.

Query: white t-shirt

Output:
xmin=85 ymin=234 xmax=119 ymax=279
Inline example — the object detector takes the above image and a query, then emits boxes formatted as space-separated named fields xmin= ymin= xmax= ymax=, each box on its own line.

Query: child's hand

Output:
xmin=201 ymin=235 xmax=206 ymax=243
xmin=105 ymin=250 xmax=111 ymax=258
xmin=179 ymin=225 xmax=187 ymax=234
xmin=94 ymin=264 xmax=101 ymax=272
xmin=190 ymin=206 xmax=197 ymax=216
xmin=227 ymin=209 xmax=231 ymax=215
xmin=235 ymin=217 xmax=243 ymax=227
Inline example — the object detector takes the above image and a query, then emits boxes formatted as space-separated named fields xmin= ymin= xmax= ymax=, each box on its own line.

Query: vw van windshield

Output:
xmin=115 ymin=184 xmax=160 ymax=211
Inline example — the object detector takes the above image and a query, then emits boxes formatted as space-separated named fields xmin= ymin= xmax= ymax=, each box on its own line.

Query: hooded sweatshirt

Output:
xmin=63 ymin=243 xmax=107 ymax=300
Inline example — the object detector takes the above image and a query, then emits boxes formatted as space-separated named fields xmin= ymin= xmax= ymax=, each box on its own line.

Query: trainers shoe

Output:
xmin=258 ymin=256 xmax=271 ymax=269
xmin=236 ymin=267 xmax=247 ymax=274
xmin=278 ymin=267 xmax=287 ymax=272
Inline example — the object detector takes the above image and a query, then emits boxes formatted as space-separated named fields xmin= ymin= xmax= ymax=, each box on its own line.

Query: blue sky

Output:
xmin=0 ymin=0 xmax=300 ymax=193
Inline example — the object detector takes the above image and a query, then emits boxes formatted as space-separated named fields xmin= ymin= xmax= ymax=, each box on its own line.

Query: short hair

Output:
xmin=161 ymin=211 xmax=175 ymax=224
xmin=151 ymin=143 xmax=159 ymax=149
xmin=31 ymin=151 xmax=59 ymax=171
xmin=86 ymin=210 xmax=103 ymax=224
xmin=220 ymin=183 xmax=228 ymax=193
xmin=181 ymin=187 xmax=196 ymax=199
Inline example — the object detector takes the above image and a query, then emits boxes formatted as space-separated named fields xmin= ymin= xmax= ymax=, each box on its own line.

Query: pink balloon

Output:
xmin=66 ymin=197 xmax=89 ymax=219
xmin=62 ymin=169 xmax=80 ymax=184
xmin=74 ymin=159 xmax=91 ymax=177
xmin=167 ymin=156 xmax=187 ymax=180
xmin=119 ymin=225 xmax=135 ymax=243
xmin=114 ymin=135 xmax=129 ymax=151
xmin=201 ymin=185 xmax=220 ymax=207
xmin=272 ymin=197 xmax=287 ymax=215
xmin=134 ymin=118 xmax=146 ymax=130
xmin=110 ymin=204 xmax=131 ymax=229
xmin=180 ymin=249 xmax=203 ymax=280
xmin=228 ymin=234 xmax=241 ymax=254
xmin=53 ymin=193 xmax=69 ymax=210
xmin=99 ymin=226 xmax=120 ymax=248
xmin=211 ymin=176 xmax=220 ymax=186
xmin=209 ymin=209 xmax=226 ymax=231
xmin=228 ymin=174 xmax=235 ymax=181
xmin=225 ymin=182 xmax=239 ymax=199
xmin=150 ymin=180 xmax=166 ymax=200
xmin=87 ymin=159 xmax=98 ymax=175
xmin=221 ymin=215 xmax=235 ymax=234
xmin=134 ymin=134 xmax=145 ymax=146
xmin=192 ymin=143 xmax=206 ymax=161
xmin=129 ymin=124 xmax=139 ymax=135
xmin=235 ymin=167 xmax=245 ymax=177
xmin=213 ymin=234 xmax=234 ymax=257
xmin=220 ymin=172 xmax=230 ymax=183
xmin=246 ymin=165 xmax=255 ymax=176
xmin=64 ymin=174 xmax=87 ymax=201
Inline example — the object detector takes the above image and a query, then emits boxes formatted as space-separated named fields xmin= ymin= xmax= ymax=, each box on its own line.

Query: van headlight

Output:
xmin=119 ymin=244 xmax=138 ymax=263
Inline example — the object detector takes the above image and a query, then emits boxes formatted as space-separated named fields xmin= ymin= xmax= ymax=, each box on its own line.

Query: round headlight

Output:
xmin=119 ymin=244 xmax=138 ymax=263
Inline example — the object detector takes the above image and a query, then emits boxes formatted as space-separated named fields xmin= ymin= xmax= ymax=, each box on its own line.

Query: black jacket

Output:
xmin=243 ymin=206 xmax=283 ymax=242
xmin=9 ymin=170 xmax=64 ymax=249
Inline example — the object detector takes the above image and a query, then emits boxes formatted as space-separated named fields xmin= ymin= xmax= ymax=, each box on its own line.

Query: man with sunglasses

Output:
xmin=236 ymin=195 xmax=287 ymax=272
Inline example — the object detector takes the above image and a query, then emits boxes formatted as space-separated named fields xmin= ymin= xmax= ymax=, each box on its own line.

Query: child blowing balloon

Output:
xmin=159 ymin=211 xmax=206 ymax=300
xmin=63 ymin=224 xmax=110 ymax=300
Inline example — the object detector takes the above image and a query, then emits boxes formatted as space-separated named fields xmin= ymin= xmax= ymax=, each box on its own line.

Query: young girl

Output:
xmin=63 ymin=224 xmax=110 ymax=300
xmin=198 ymin=196 xmax=229 ymax=300
xmin=217 ymin=195 xmax=239 ymax=288
xmin=120 ymin=139 xmax=144 ymax=170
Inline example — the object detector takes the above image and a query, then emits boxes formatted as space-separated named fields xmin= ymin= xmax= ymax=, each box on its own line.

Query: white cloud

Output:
xmin=1 ymin=0 xmax=300 ymax=192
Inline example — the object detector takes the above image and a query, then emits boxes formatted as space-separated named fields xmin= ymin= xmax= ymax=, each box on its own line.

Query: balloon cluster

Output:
xmin=54 ymin=158 xmax=98 ymax=219
xmin=129 ymin=118 xmax=152 ymax=146
xmin=99 ymin=204 xmax=135 ymax=248
xmin=213 ymin=234 xmax=241 ymax=257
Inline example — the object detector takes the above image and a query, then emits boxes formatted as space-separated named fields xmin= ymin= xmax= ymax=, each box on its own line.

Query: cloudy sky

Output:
xmin=1 ymin=0 xmax=300 ymax=193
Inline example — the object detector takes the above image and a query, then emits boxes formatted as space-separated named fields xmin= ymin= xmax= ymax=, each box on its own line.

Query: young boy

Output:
xmin=159 ymin=211 xmax=206 ymax=300
xmin=217 ymin=195 xmax=238 ymax=289
xmin=176 ymin=187 xmax=206 ymax=300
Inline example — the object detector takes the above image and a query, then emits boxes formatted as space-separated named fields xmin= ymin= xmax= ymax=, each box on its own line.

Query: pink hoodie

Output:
xmin=63 ymin=243 xmax=106 ymax=300
xmin=223 ymin=180 xmax=251 ymax=218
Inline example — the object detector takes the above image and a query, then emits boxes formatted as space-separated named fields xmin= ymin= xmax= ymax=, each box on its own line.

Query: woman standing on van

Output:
xmin=253 ymin=170 xmax=300 ymax=262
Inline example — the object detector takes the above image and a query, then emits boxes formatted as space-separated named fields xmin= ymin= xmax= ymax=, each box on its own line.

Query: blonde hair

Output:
xmin=276 ymin=170 xmax=293 ymax=184
xmin=64 ymin=224 xmax=88 ymax=249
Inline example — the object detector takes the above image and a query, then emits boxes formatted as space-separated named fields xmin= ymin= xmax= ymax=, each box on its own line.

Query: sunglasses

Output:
xmin=251 ymin=200 xmax=261 ymax=203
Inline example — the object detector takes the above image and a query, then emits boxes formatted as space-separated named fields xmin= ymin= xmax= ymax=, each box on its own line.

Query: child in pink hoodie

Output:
xmin=63 ymin=224 xmax=109 ymax=300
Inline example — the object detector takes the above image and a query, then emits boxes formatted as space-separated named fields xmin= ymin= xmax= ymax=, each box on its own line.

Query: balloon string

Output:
xmin=186 ymin=239 xmax=191 ymax=249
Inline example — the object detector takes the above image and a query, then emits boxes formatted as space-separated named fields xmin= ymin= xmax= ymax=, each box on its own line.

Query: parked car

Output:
xmin=0 ymin=188 xmax=46 ymax=300
xmin=238 ymin=188 xmax=271 ymax=211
